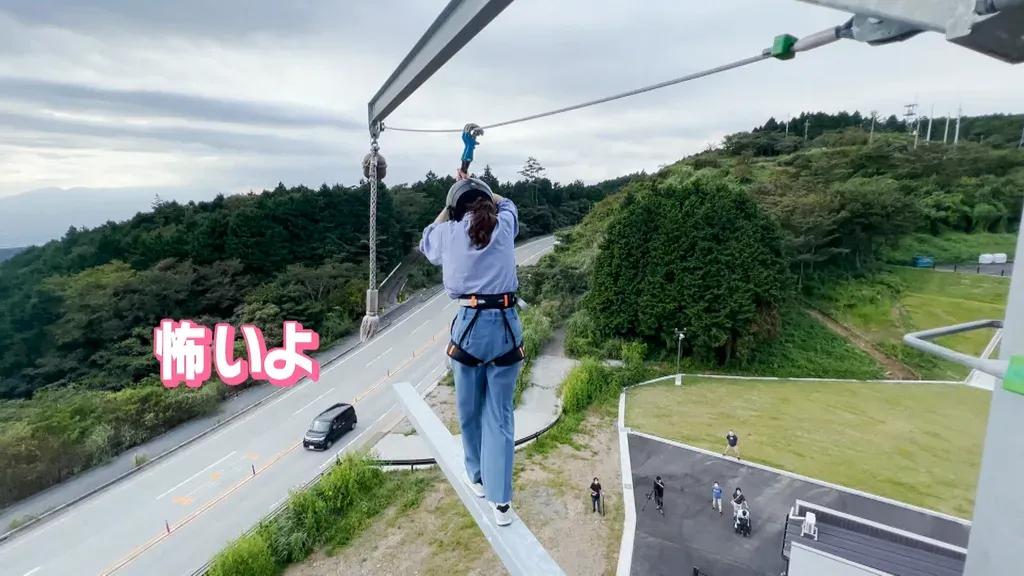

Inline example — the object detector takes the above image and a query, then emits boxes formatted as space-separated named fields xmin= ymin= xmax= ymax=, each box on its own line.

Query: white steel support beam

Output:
xmin=797 ymin=0 xmax=1024 ymax=62
xmin=367 ymin=0 xmax=514 ymax=133
xmin=962 ymin=204 xmax=1024 ymax=576
xmin=391 ymin=382 xmax=566 ymax=576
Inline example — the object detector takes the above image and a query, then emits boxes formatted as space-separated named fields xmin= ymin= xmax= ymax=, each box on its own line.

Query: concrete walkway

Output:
xmin=372 ymin=330 xmax=576 ymax=461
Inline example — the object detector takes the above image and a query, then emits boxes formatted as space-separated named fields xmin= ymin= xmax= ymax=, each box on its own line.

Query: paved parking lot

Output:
xmin=628 ymin=432 xmax=970 ymax=576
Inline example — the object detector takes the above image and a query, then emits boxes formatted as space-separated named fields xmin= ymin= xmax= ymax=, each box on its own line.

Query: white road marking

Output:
xmin=22 ymin=568 xmax=41 ymax=576
xmin=156 ymin=451 xmax=237 ymax=500
xmin=413 ymin=318 xmax=431 ymax=333
xmin=365 ymin=347 xmax=393 ymax=367
xmin=291 ymin=388 xmax=336 ymax=416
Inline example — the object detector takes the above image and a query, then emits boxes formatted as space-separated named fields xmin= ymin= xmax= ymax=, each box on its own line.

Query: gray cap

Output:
xmin=445 ymin=177 xmax=493 ymax=209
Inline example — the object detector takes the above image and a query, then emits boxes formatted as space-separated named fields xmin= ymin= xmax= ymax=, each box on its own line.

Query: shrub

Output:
xmin=207 ymin=531 xmax=277 ymax=576
xmin=561 ymin=359 xmax=615 ymax=415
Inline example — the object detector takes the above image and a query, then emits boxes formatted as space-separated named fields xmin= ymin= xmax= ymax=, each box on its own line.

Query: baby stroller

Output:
xmin=734 ymin=503 xmax=752 ymax=537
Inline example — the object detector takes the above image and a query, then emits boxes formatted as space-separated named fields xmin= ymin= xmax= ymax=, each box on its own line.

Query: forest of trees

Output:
xmin=0 ymin=163 xmax=635 ymax=505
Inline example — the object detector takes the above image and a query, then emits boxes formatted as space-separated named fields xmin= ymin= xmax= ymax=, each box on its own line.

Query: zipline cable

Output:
xmin=382 ymin=25 xmax=848 ymax=134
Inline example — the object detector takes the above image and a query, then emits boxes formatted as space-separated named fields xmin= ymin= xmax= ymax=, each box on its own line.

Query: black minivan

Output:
xmin=303 ymin=403 xmax=357 ymax=450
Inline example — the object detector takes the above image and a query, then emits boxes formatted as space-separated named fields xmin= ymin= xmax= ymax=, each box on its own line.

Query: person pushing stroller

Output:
xmin=731 ymin=487 xmax=751 ymax=536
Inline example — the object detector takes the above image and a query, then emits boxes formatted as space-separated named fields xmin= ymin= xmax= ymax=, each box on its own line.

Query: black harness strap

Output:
xmin=446 ymin=300 xmax=524 ymax=367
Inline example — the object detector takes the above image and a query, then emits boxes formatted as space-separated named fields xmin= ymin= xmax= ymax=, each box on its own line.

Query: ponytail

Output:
xmin=466 ymin=197 xmax=498 ymax=248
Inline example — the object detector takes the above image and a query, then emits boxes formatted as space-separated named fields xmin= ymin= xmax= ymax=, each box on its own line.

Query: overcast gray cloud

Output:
xmin=1 ymin=0 xmax=1022 ymax=246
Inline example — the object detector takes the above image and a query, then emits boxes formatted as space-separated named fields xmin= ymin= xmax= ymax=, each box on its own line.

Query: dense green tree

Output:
xmin=586 ymin=173 xmax=789 ymax=364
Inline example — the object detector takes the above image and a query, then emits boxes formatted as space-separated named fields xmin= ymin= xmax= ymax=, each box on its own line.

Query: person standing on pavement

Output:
xmin=712 ymin=481 xmax=723 ymax=515
xmin=420 ymin=176 xmax=523 ymax=527
xmin=723 ymin=429 xmax=741 ymax=459
xmin=731 ymin=487 xmax=747 ymax=516
xmin=653 ymin=476 xmax=665 ymax=513
xmin=590 ymin=477 xmax=603 ymax=513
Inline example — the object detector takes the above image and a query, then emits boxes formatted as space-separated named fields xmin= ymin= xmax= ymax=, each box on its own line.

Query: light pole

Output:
xmin=674 ymin=329 xmax=686 ymax=386
xmin=674 ymin=329 xmax=686 ymax=372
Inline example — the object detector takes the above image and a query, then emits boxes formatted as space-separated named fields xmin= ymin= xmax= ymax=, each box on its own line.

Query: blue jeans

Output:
xmin=450 ymin=307 xmax=523 ymax=504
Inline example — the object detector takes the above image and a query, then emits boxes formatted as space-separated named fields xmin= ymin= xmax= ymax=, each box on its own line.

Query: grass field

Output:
xmin=815 ymin=267 xmax=1009 ymax=379
xmin=626 ymin=377 xmax=990 ymax=518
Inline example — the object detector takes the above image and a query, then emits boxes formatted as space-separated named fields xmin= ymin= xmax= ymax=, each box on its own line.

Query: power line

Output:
xmin=384 ymin=26 xmax=846 ymax=134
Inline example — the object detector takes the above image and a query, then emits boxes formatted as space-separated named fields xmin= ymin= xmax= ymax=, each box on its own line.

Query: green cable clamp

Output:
xmin=771 ymin=34 xmax=798 ymax=60
xmin=1005 ymin=355 xmax=1024 ymax=396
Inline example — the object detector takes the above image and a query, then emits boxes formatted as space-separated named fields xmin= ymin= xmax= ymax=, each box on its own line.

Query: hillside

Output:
xmin=523 ymin=111 xmax=1021 ymax=377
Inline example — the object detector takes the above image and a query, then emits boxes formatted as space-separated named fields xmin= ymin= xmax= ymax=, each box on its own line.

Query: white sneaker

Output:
xmin=464 ymin=474 xmax=485 ymax=498
xmin=494 ymin=502 xmax=513 ymax=526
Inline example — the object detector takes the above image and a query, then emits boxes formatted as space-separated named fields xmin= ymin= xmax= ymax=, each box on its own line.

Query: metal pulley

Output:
xmin=362 ymin=151 xmax=387 ymax=180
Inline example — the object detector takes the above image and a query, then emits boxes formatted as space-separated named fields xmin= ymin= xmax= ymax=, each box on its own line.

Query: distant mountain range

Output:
xmin=0 ymin=247 xmax=25 ymax=262
xmin=0 ymin=186 xmax=223 ymax=249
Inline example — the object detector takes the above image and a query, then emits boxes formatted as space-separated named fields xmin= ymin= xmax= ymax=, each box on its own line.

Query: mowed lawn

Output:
xmin=823 ymin=267 xmax=1008 ymax=379
xmin=626 ymin=377 xmax=990 ymax=518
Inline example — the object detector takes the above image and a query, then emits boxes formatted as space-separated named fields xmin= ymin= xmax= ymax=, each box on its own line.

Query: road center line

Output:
xmin=365 ymin=347 xmax=393 ymax=367
xmin=290 ymin=387 xmax=336 ymax=417
xmin=156 ymin=451 xmax=237 ymax=500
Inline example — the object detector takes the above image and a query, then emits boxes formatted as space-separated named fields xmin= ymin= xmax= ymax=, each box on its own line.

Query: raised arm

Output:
xmin=418 ymin=208 xmax=450 ymax=265
xmin=493 ymin=193 xmax=519 ymax=240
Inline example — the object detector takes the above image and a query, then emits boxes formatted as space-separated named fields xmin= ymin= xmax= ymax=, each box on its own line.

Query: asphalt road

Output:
xmin=628 ymin=433 xmax=970 ymax=576
xmin=0 ymin=235 xmax=555 ymax=576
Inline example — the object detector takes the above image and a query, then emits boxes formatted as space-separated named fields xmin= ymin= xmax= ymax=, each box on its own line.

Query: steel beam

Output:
xmin=797 ymin=0 xmax=1024 ymax=62
xmin=962 ymin=205 xmax=1024 ymax=576
xmin=367 ymin=0 xmax=514 ymax=133
xmin=390 ymin=382 xmax=566 ymax=576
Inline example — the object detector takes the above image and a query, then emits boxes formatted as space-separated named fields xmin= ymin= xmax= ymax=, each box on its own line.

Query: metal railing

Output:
xmin=903 ymin=319 xmax=1009 ymax=379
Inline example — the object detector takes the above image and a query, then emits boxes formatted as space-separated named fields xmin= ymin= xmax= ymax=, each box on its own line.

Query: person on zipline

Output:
xmin=419 ymin=174 xmax=523 ymax=527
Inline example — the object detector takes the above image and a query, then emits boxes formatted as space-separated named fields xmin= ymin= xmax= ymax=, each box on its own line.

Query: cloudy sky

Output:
xmin=0 ymin=0 xmax=1022 ymax=237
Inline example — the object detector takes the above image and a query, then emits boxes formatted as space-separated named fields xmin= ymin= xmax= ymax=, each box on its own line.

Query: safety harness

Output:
xmin=447 ymin=293 xmax=525 ymax=367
